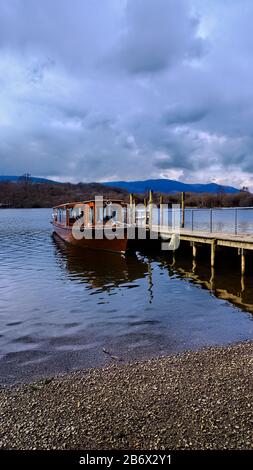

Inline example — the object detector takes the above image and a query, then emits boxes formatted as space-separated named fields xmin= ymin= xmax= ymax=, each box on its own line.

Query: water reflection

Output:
xmin=157 ymin=248 xmax=253 ymax=316
xmin=54 ymin=234 xmax=253 ymax=317
xmin=53 ymin=234 xmax=150 ymax=293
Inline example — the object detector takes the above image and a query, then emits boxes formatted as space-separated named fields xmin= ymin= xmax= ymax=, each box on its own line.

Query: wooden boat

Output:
xmin=52 ymin=199 xmax=129 ymax=254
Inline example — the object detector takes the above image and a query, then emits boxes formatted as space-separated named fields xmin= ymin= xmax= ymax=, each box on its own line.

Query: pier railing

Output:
xmin=183 ymin=207 xmax=253 ymax=235
xmin=134 ymin=207 xmax=253 ymax=235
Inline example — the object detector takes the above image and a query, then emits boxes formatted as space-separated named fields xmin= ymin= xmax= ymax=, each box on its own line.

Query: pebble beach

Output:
xmin=0 ymin=341 xmax=252 ymax=450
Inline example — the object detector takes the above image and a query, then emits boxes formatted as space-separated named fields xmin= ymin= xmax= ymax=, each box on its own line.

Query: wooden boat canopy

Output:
xmin=53 ymin=199 xmax=127 ymax=227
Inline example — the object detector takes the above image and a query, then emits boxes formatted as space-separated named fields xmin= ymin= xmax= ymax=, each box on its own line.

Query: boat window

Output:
xmin=123 ymin=207 xmax=127 ymax=223
xmin=57 ymin=209 xmax=62 ymax=222
xmin=103 ymin=206 xmax=120 ymax=222
xmin=96 ymin=207 xmax=104 ymax=223
xmin=89 ymin=206 xmax=94 ymax=224
xmin=62 ymin=209 xmax=66 ymax=225
xmin=112 ymin=209 xmax=118 ymax=220
xmin=69 ymin=208 xmax=76 ymax=224
xmin=68 ymin=207 xmax=83 ymax=224
xmin=56 ymin=208 xmax=66 ymax=224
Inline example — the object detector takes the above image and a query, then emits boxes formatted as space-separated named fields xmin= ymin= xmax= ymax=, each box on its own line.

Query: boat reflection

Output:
xmin=52 ymin=234 xmax=151 ymax=294
xmin=53 ymin=234 xmax=253 ymax=316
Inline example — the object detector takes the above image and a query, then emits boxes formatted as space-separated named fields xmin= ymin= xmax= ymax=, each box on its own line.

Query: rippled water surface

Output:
xmin=0 ymin=209 xmax=253 ymax=384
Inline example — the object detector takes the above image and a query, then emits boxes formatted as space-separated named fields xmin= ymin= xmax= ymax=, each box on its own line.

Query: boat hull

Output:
xmin=53 ymin=224 xmax=128 ymax=254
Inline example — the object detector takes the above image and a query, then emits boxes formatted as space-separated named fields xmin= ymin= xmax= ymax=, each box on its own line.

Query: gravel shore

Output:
xmin=0 ymin=341 xmax=252 ymax=450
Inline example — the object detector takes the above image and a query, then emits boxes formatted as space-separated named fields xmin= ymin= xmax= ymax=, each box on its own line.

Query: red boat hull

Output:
xmin=53 ymin=224 xmax=128 ymax=254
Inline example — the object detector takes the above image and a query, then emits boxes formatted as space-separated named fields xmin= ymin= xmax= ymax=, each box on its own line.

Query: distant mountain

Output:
xmin=0 ymin=175 xmax=57 ymax=184
xmin=0 ymin=175 xmax=240 ymax=194
xmin=103 ymin=179 xmax=239 ymax=194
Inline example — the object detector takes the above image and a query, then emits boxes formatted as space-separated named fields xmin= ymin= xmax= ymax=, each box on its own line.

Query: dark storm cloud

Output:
xmin=1 ymin=0 xmax=253 ymax=188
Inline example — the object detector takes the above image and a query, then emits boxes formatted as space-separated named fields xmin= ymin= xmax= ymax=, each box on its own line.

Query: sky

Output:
xmin=0 ymin=0 xmax=253 ymax=188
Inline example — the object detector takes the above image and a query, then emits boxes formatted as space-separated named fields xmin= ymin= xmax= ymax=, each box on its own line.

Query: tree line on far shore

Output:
xmin=0 ymin=181 xmax=128 ymax=208
xmin=0 ymin=179 xmax=253 ymax=208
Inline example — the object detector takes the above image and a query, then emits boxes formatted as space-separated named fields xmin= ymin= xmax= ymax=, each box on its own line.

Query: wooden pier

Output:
xmin=129 ymin=190 xmax=253 ymax=277
xmin=147 ymin=225 xmax=253 ymax=277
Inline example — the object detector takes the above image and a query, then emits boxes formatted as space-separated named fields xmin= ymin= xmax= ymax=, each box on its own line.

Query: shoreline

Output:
xmin=0 ymin=341 xmax=252 ymax=450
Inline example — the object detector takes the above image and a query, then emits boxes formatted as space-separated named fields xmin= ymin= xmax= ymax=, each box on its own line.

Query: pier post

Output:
xmin=241 ymin=249 xmax=246 ymax=276
xmin=211 ymin=241 xmax=216 ymax=268
xmin=181 ymin=192 xmax=185 ymax=228
xmin=210 ymin=267 xmax=215 ymax=291
xmin=149 ymin=190 xmax=153 ymax=230
xmin=149 ymin=190 xmax=153 ymax=205
xmin=144 ymin=198 xmax=147 ymax=226
xmin=192 ymin=242 xmax=197 ymax=273
xmin=160 ymin=195 xmax=163 ymax=228
xmin=129 ymin=193 xmax=135 ymax=224
xmin=241 ymin=272 xmax=245 ymax=294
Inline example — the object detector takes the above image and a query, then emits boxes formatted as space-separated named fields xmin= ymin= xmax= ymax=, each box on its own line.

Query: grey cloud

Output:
xmin=115 ymin=0 xmax=205 ymax=74
xmin=0 ymin=0 xmax=118 ymax=73
xmin=0 ymin=0 xmax=253 ymax=189
xmin=163 ymin=105 xmax=208 ymax=125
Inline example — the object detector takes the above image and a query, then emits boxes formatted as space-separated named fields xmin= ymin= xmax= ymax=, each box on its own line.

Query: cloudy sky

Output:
xmin=0 ymin=0 xmax=253 ymax=188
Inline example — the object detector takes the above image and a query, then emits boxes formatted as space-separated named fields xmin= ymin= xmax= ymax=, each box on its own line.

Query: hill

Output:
xmin=102 ymin=179 xmax=239 ymax=194
xmin=0 ymin=175 xmax=56 ymax=184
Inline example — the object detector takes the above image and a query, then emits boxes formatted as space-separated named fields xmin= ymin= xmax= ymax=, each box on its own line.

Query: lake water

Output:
xmin=0 ymin=209 xmax=253 ymax=385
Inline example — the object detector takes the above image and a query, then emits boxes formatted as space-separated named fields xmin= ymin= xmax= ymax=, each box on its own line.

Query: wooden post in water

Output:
xmin=210 ymin=267 xmax=215 ymax=291
xmin=211 ymin=241 xmax=216 ymax=268
xmin=241 ymin=275 xmax=245 ymax=294
xmin=241 ymin=248 xmax=246 ymax=276
xmin=181 ymin=192 xmax=185 ymax=228
xmin=192 ymin=242 xmax=197 ymax=273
